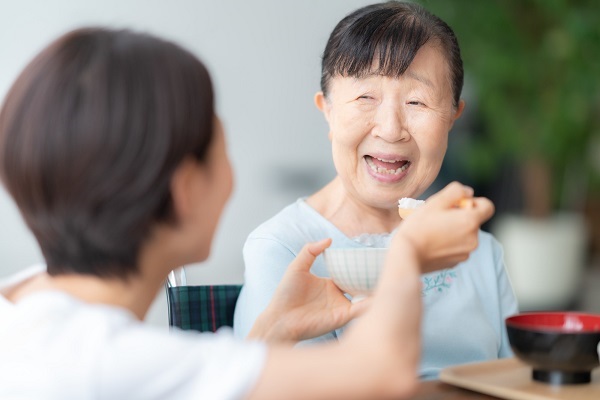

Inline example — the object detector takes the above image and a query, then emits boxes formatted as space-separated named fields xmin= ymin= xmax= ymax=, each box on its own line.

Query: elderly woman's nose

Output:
xmin=371 ymin=106 xmax=410 ymax=142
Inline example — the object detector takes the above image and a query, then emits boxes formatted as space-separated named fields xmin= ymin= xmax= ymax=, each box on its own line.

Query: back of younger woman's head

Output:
xmin=0 ymin=28 xmax=215 ymax=278
xmin=321 ymin=1 xmax=463 ymax=108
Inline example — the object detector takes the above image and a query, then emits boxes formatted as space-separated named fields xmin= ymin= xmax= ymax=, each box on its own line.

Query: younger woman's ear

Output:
xmin=170 ymin=158 xmax=203 ymax=223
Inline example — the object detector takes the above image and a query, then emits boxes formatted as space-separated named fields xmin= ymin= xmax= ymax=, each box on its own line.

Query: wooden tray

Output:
xmin=440 ymin=358 xmax=600 ymax=400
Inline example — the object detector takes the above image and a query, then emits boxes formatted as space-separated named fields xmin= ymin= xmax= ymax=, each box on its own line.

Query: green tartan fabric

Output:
xmin=167 ymin=285 xmax=242 ymax=332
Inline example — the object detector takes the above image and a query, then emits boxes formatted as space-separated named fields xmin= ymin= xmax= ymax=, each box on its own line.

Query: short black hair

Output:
xmin=0 ymin=28 xmax=215 ymax=278
xmin=321 ymin=1 xmax=464 ymax=107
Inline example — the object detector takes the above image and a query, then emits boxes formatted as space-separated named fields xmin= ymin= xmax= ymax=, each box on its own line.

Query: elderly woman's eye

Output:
xmin=358 ymin=95 xmax=372 ymax=100
xmin=407 ymin=100 xmax=424 ymax=106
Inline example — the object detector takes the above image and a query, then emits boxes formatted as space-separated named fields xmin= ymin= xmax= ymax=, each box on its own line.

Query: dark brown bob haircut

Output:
xmin=0 ymin=28 xmax=215 ymax=278
xmin=321 ymin=1 xmax=464 ymax=108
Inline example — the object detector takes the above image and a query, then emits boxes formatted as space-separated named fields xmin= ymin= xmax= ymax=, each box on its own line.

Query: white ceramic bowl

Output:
xmin=323 ymin=248 xmax=388 ymax=301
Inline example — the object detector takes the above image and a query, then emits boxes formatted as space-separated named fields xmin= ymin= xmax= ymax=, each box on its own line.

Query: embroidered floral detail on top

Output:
xmin=421 ymin=269 xmax=457 ymax=296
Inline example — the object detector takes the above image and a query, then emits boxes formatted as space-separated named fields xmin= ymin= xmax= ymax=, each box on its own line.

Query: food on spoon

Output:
xmin=397 ymin=198 xmax=425 ymax=218
xmin=397 ymin=197 xmax=474 ymax=218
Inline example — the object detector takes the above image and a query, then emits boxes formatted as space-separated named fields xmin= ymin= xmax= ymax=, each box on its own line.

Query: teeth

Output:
xmin=376 ymin=157 xmax=401 ymax=163
xmin=366 ymin=157 xmax=410 ymax=175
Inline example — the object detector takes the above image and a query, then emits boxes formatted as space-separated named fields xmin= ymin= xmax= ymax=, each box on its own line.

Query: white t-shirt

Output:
xmin=0 ymin=266 xmax=266 ymax=400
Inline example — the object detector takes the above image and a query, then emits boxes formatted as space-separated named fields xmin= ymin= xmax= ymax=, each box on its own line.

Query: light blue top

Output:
xmin=234 ymin=198 xmax=519 ymax=380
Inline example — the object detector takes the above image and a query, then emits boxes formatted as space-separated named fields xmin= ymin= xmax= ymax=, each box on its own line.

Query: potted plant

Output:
xmin=425 ymin=0 xmax=600 ymax=310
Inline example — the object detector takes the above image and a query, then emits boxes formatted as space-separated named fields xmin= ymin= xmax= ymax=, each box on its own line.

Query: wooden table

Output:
xmin=411 ymin=380 xmax=500 ymax=399
xmin=413 ymin=359 xmax=600 ymax=400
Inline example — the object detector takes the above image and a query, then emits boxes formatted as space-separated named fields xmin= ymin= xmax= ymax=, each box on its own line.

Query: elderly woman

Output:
xmin=0 ymin=27 xmax=495 ymax=398
xmin=234 ymin=1 xmax=518 ymax=379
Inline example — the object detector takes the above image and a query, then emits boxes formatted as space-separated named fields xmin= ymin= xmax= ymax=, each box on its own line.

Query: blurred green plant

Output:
xmin=423 ymin=0 xmax=600 ymax=216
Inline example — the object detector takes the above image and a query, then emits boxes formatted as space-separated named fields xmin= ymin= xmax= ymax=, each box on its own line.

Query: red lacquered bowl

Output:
xmin=506 ymin=312 xmax=600 ymax=385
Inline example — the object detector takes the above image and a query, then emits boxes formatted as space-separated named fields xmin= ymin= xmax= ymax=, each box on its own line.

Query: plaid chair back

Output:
xmin=166 ymin=285 xmax=242 ymax=332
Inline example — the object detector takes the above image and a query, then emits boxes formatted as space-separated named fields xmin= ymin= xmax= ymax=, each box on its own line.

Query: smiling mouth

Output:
xmin=365 ymin=156 xmax=411 ymax=175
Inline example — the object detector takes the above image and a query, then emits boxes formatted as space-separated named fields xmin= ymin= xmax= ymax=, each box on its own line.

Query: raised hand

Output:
xmin=396 ymin=181 xmax=495 ymax=273
xmin=248 ymin=238 xmax=369 ymax=343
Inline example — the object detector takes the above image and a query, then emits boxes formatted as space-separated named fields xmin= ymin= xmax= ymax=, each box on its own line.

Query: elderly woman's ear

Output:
xmin=314 ymin=91 xmax=331 ymax=121
xmin=453 ymin=99 xmax=466 ymax=122
xmin=314 ymin=91 xmax=334 ymax=140
xmin=445 ymin=99 xmax=466 ymax=134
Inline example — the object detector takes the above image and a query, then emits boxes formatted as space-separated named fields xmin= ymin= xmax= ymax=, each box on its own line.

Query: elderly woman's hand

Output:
xmin=395 ymin=181 xmax=495 ymax=273
xmin=248 ymin=238 xmax=369 ymax=344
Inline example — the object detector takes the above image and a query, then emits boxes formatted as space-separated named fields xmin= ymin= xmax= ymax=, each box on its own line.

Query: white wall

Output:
xmin=0 ymin=0 xmax=377 ymax=326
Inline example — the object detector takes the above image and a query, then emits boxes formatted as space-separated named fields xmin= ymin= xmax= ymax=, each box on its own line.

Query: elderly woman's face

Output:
xmin=317 ymin=43 xmax=464 ymax=210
